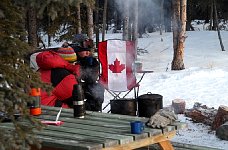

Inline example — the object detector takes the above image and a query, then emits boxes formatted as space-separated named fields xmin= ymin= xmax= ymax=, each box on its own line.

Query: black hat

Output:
xmin=69 ymin=43 xmax=91 ymax=52
xmin=72 ymin=34 xmax=89 ymax=43
xmin=70 ymin=34 xmax=94 ymax=52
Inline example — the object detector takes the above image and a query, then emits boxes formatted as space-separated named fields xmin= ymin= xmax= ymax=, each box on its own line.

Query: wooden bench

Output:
xmin=0 ymin=106 xmax=186 ymax=150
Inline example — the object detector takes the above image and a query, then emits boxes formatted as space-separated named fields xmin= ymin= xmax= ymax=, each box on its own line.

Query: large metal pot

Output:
xmin=110 ymin=98 xmax=137 ymax=116
xmin=137 ymin=93 xmax=163 ymax=117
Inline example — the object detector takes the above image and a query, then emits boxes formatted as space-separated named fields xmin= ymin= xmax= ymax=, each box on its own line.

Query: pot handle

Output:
xmin=147 ymin=92 xmax=152 ymax=94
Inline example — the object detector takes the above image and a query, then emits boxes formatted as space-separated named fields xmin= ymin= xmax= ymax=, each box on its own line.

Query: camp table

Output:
xmin=1 ymin=106 xmax=186 ymax=150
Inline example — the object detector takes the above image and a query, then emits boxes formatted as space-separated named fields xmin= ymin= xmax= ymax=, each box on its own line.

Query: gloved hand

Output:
xmin=146 ymin=108 xmax=178 ymax=128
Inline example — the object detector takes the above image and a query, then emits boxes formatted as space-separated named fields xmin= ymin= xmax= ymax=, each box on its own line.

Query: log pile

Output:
xmin=216 ymin=121 xmax=228 ymax=140
xmin=185 ymin=102 xmax=217 ymax=126
xmin=212 ymin=105 xmax=228 ymax=130
xmin=182 ymin=102 xmax=228 ymax=141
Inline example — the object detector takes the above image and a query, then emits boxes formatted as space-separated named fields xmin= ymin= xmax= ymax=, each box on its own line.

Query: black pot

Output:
xmin=137 ymin=93 xmax=163 ymax=118
xmin=110 ymin=99 xmax=137 ymax=116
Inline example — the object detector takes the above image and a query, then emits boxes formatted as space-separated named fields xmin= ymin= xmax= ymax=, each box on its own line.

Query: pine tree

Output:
xmin=0 ymin=0 xmax=95 ymax=149
xmin=36 ymin=0 xmax=95 ymax=43
xmin=0 ymin=0 xmax=47 ymax=149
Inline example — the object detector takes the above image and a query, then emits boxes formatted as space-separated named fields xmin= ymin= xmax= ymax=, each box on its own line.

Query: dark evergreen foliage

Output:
xmin=0 ymin=0 xmax=96 ymax=149
xmin=0 ymin=0 xmax=46 ymax=149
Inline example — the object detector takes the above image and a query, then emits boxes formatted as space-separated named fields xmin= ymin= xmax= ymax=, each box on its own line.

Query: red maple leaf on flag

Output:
xmin=109 ymin=58 xmax=125 ymax=73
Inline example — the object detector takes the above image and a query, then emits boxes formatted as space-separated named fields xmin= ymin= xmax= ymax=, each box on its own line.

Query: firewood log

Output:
xmin=216 ymin=121 xmax=228 ymax=140
xmin=212 ymin=105 xmax=228 ymax=130
xmin=185 ymin=103 xmax=217 ymax=126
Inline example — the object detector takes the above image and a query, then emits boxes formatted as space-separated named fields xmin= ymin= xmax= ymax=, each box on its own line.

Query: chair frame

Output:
xmin=97 ymin=39 xmax=152 ymax=112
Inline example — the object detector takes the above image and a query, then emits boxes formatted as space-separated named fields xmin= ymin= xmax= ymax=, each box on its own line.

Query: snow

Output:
xmin=101 ymin=31 xmax=228 ymax=149
xmin=46 ymin=28 xmax=228 ymax=149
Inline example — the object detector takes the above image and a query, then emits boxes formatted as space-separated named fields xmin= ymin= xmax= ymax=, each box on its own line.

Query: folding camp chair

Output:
xmin=98 ymin=39 xmax=152 ymax=111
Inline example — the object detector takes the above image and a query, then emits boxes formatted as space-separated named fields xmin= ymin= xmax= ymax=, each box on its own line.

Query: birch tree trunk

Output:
xmin=132 ymin=0 xmax=138 ymax=41
xmin=102 ymin=0 xmax=108 ymax=41
xmin=171 ymin=0 xmax=186 ymax=70
xmin=87 ymin=3 xmax=94 ymax=39
xmin=95 ymin=0 xmax=99 ymax=48
xmin=123 ymin=0 xmax=130 ymax=41
xmin=132 ymin=0 xmax=139 ymax=60
xmin=27 ymin=7 xmax=37 ymax=50
xmin=76 ymin=3 xmax=82 ymax=34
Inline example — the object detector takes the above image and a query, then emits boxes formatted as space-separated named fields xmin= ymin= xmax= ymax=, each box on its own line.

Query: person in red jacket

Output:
xmin=30 ymin=44 xmax=81 ymax=108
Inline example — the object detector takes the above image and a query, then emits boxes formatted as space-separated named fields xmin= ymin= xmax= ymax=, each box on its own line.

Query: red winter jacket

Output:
xmin=35 ymin=51 xmax=80 ymax=108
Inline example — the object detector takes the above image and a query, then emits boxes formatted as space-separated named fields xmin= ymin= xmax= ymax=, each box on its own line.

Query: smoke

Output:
xmin=114 ymin=0 xmax=160 ymax=24
xmin=113 ymin=0 xmax=172 ymax=33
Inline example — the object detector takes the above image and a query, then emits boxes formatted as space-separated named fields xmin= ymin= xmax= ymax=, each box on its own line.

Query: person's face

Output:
xmin=77 ymin=51 xmax=90 ymax=58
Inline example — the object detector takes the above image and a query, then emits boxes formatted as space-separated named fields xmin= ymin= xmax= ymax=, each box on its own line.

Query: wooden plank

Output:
xmin=144 ymin=128 xmax=162 ymax=137
xmin=38 ymin=130 xmax=118 ymax=148
xmin=1 ymin=121 xmax=133 ymax=145
xmin=50 ymin=121 xmax=129 ymax=131
xmin=81 ymin=115 xmax=133 ymax=125
xmin=43 ymin=124 xmax=129 ymax=146
xmin=41 ymin=106 xmax=148 ymax=122
xmin=38 ymin=114 xmax=130 ymax=129
xmin=39 ymin=108 xmax=161 ymax=133
xmin=1 ymin=106 xmax=180 ymax=150
xmin=101 ymin=131 xmax=176 ymax=150
xmin=0 ymin=123 xmax=103 ymax=150
xmin=39 ymin=106 xmax=178 ymax=149
xmin=58 ymin=122 xmax=161 ymax=141
xmin=86 ymin=111 xmax=148 ymax=122
xmin=162 ymin=125 xmax=176 ymax=133
xmin=40 ymin=123 xmax=160 ymax=148
xmin=39 ymin=107 xmax=164 ymax=141
xmin=40 ymin=111 xmax=132 ymax=125
xmin=161 ymin=121 xmax=187 ymax=134
xmin=40 ymin=111 xmax=145 ymax=126
xmin=39 ymin=114 xmax=162 ymax=141
xmin=45 ymin=122 xmax=149 ymax=141
xmin=170 ymin=121 xmax=188 ymax=130
xmin=0 ymin=123 xmax=119 ymax=148
xmin=40 ymin=106 xmax=163 ymax=137
xmin=62 ymin=113 xmax=177 ymax=137
xmin=46 ymin=124 xmax=133 ymax=145
xmin=41 ymin=106 xmax=184 ymax=131
xmin=158 ymin=141 xmax=174 ymax=150
xmin=171 ymin=142 xmax=222 ymax=150
xmin=37 ymin=135 xmax=103 ymax=150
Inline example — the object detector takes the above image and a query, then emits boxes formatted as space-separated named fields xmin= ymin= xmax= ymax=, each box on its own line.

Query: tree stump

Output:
xmin=172 ymin=99 xmax=186 ymax=114
xmin=212 ymin=105 xmax=228 ymax=130
xmin=216 ymin=121 xmax=228 ymax=141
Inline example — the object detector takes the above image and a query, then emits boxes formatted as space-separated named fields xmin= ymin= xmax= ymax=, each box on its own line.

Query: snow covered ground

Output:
xmin=102 ymin=30 xmax=228 ymax=149
xmin=47 ymin=26 xmax=228 ymax=149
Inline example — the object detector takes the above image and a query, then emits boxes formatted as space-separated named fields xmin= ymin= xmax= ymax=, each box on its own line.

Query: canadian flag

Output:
xmin=98 ymin=40 xmax=137 ymax=91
